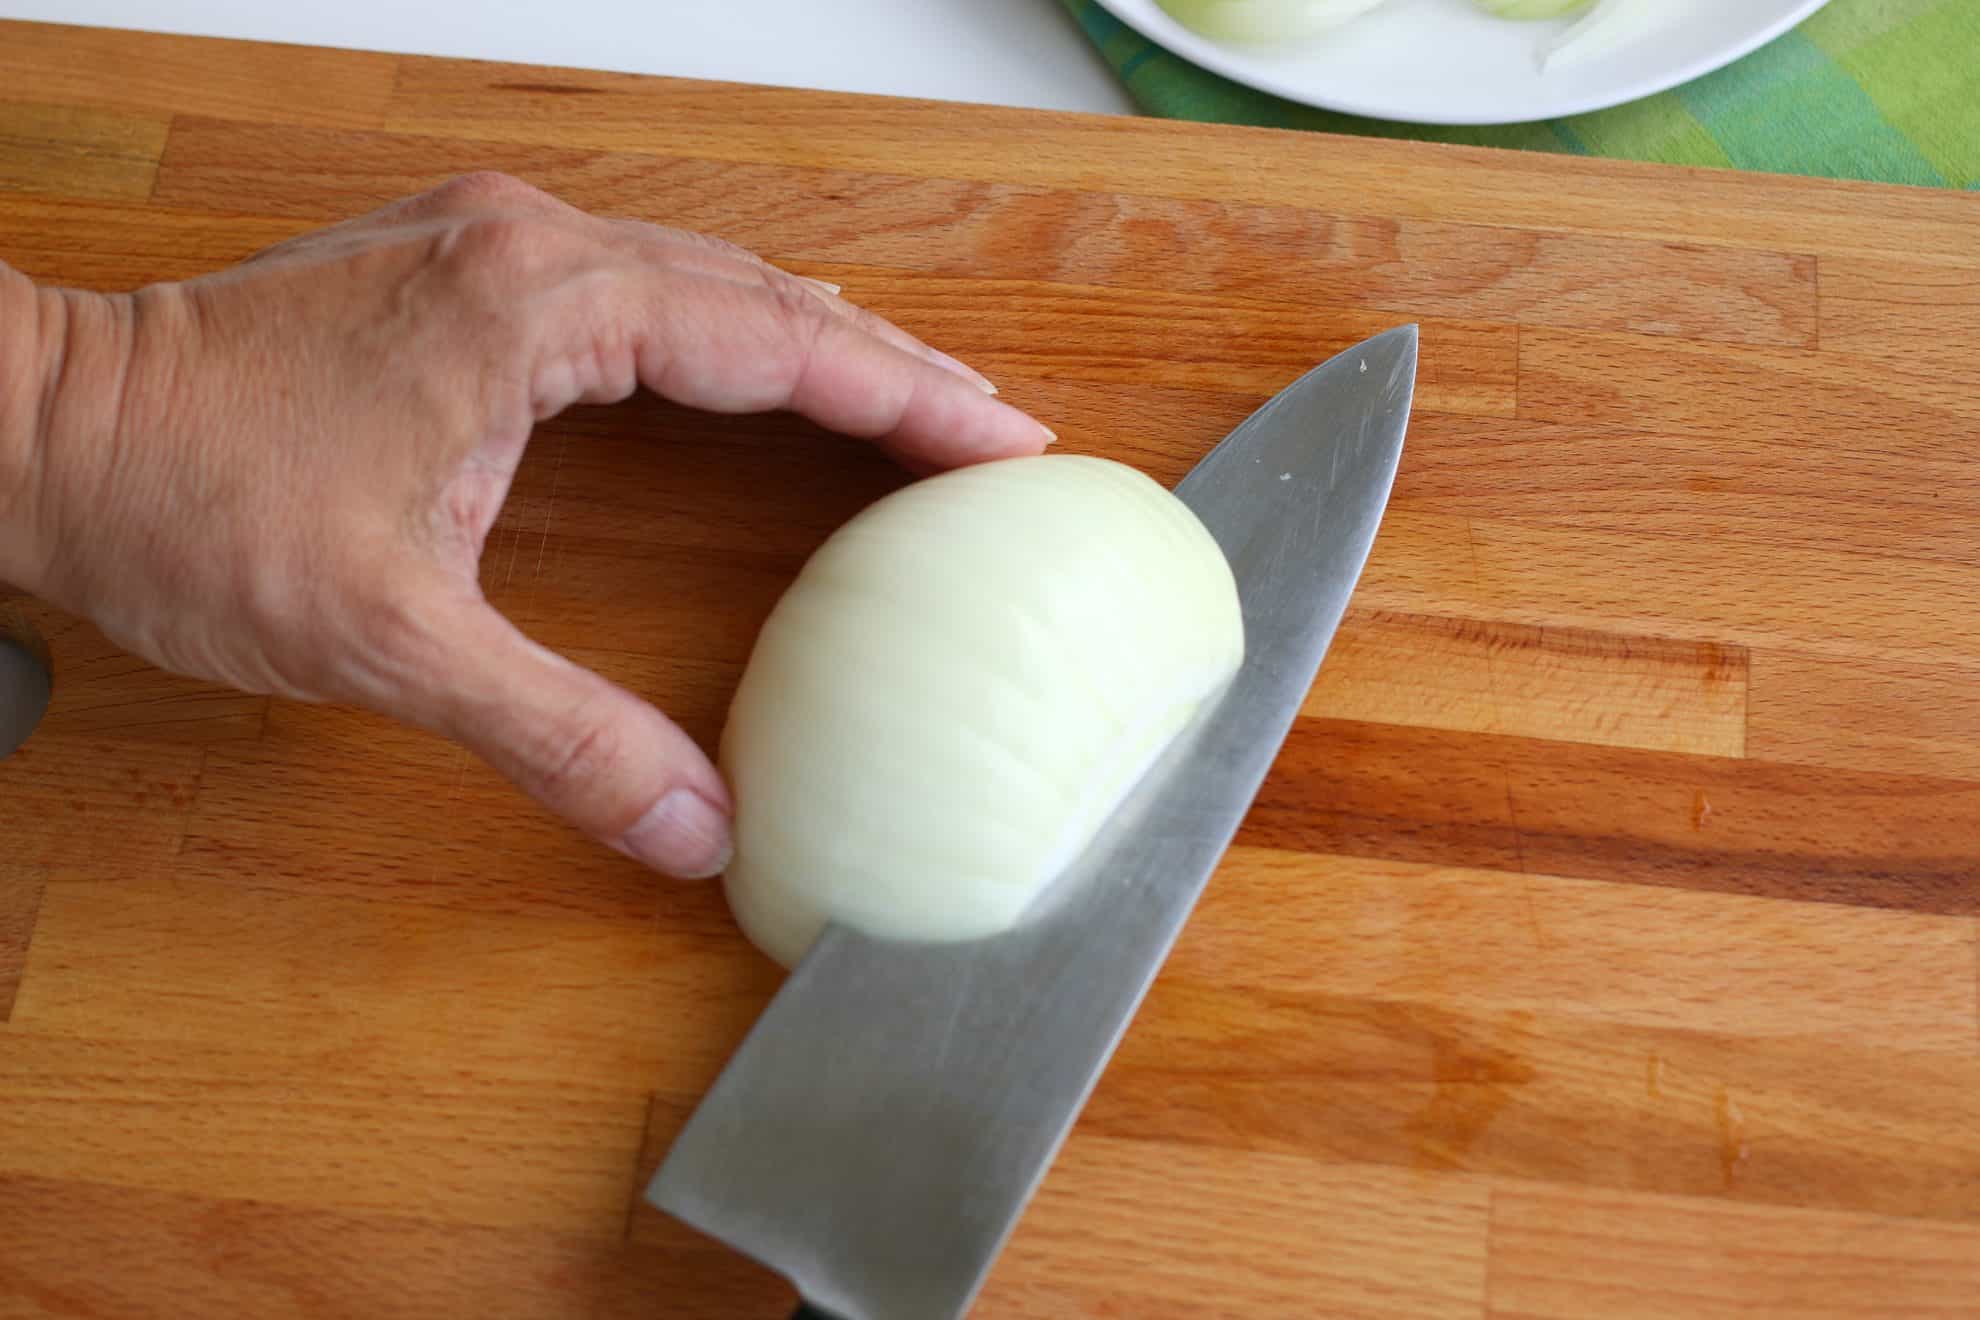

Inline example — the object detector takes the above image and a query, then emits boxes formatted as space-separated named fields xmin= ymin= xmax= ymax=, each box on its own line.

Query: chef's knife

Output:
xmin=649 ymin=324 xmax=1419 ymax=1320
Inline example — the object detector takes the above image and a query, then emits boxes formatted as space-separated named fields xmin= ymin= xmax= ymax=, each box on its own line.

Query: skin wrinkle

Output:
xmin=22 ymin=291 xmax=61 ymax=534
xmin=44 ymin=294 xmax=128 ymax=616
xmin=0 ymin=286 xmax=57 ymax=584
xmin=781 ymin=284 xmax=838 ymax=425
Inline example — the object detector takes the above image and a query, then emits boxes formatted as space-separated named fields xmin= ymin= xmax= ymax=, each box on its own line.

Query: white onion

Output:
xmin=1161 ymin=0 xmax=1667 ymax=72
xmin=1471 ymin=0 xmax=1590 ymax=17
xmin=720 ymin=455 xmax=1245 ymax=968
xmin=1156 ymin=0 xmax=1396 ymax=44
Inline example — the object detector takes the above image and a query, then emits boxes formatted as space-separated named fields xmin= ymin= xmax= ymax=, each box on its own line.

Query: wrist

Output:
xmin=0 ymin=267 xmax=133 ymax=598
xmin=0 ymin=263 xmax=48 ymax=590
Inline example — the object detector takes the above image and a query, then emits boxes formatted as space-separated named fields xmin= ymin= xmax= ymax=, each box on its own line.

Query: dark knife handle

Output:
xmin=0 ymin=617 xmax=51 ymax=762
xmin=791 ymin=1306 xmax=840 ymax=1320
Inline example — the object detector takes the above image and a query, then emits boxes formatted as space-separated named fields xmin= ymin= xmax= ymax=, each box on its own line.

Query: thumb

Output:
xmin=409 ymin=600 xmax=733 ymax=879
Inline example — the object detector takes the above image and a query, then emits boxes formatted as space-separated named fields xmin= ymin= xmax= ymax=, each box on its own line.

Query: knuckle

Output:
xmin=761 ymin=284 xmax=833 ymax=396
xmin=433 ymin=170 xmax=545 ymax=210
xmin=759 ymin=279 xmax=832 ymax=373
xmin=845 ymin=303 xmax=895 ymax=341
xmin=765 ymin=273 xmax=827 ymax=324
xmin=442 ymin=213 xmax=555 ymax=285
xmin=534 ymin=707 xmax=628 ymax=806
xmin=675 ymin=229 xmax=760 ymax=264
xmin=707 ymin=235 xmax=763 ymax=267
xmin=665 ymin=229 xmax=785 ymax=282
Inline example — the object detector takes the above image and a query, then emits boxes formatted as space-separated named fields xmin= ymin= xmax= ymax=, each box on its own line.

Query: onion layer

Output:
xmin=1474 ymin=0 xmax=1589 ymax=16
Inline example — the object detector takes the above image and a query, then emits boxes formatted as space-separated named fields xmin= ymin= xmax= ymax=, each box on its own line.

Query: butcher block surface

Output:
xmin=5 ymin=18 xmax=1980 ymax=1318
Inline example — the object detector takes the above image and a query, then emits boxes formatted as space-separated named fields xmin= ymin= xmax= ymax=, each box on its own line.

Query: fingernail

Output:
xmin=800 ymin=276 xmax=842 ymax=296
xmin=1040 ymin=424 xmax=1058 ymax=446
xmin=621 ymin=787 xmax=733 ymax=880
xmin=925 ymin=347 xmax=997 ymax=395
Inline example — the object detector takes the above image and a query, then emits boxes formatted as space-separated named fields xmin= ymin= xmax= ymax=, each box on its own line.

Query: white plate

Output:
xmin=1092 ymin=0 xmax=1832 ymax=125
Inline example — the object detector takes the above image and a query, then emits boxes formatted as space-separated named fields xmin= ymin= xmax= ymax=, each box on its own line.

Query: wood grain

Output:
xmin=0 ymin=865 xmax=45 ymax=1023
xmin=0 ymin=730 xmax=202 ymax=880
xmin=0 ymin=1173 xmax=788 ymax=1320
xmin=0 ymin=19 xmax=395 ymax=130
xmin=176 ymin=694 xmax=741 ymax=927
xmin=4 ymin=19 xmax=1980 ymax=1318
xmin=1247 ymin=718 xmax=1980 ymax=915
xmin=1306 ymin=612 xmax=1747 ymax=756
xmin=1364 ymin=514 xmax=1980 ymax=668
xmin=0 ymin=194 xmax=303 ymax=289
xmin=1749 ymin=650 xmax=1980 ymax=781
xmin=1176 ymin=850 xmax=1979 ymax=1051
xmin=977 ymin=1142 xmax=1490 ymax=1320
xmin=1518 ymin=326 xmax=1980 ymax=450
xmin=1091 ymin=987 xmax=1980 ymax=1223
xmin=0 ymin=1032 xmax=649 ymax=1236
xmin=1489 ymin=1181 xmax=1980 ymax=1318
xmin=380 ymin=59 xmax=1978 ymax=260
xmin=149 ymin=115 xmax=1815 ymax=348
xmin=1818 ymin=252 xmax=1980 ymax=376
xmin=855 ymin=279 xmax=1519 ymax=416
xmin=0 ymin=102 xmax=167 ymax=201
xmin=19 ymin=879 xmax=669 ymax=1082
xmin=1395 ymin=412 xmax=1980 ymax=569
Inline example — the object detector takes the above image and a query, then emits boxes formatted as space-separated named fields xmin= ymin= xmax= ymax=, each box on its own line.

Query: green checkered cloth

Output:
xmin=1061 ymin=0 xmax=1979 ymax=187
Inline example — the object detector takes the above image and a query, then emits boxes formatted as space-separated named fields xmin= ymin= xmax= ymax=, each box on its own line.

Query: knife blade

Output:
xmin=649 ymin=324 xmax=1419 ymax=1320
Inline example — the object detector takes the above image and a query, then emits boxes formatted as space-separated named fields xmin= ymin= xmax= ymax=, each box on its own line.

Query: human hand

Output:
xmin=0 ymin=172 xmax=1052 ymax=877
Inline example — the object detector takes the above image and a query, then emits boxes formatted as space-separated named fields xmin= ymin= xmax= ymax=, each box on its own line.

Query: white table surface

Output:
xmin=0 ymin=0 xmax=1137 ymax=116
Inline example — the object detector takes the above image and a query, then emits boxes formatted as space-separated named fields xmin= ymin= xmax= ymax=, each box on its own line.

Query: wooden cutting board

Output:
xmin=4 ymin=18 xmax=1980 ymax=1318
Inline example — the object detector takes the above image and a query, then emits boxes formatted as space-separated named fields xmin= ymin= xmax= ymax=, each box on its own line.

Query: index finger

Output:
xmin=619 ymin=274 xmax=1057 ymax=471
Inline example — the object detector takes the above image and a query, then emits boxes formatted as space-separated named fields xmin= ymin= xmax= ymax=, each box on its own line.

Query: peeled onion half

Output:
xmin=720 ymin=455 xmax=1245 ymax=967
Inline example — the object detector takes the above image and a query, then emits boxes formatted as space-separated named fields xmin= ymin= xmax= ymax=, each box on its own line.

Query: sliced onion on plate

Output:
xmin=1543 ymin=0 xmax=1665 ymax=69
xmin=1163 ymin=0 xmax=1675 ymax=76
xmin=1472 ymin=0 xmax=1591 ymax=16
xmin=1156 ymin=0 xmax=1396 ymax=45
